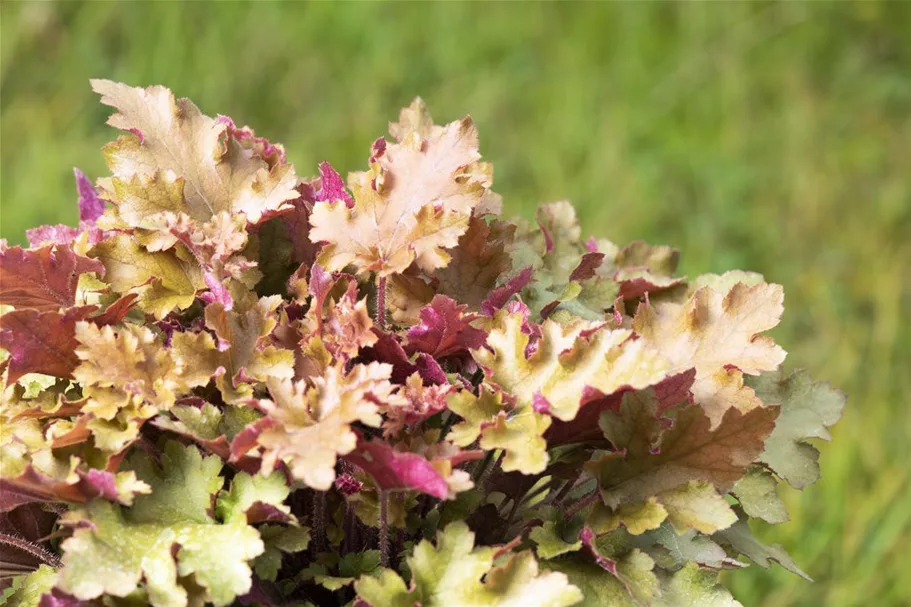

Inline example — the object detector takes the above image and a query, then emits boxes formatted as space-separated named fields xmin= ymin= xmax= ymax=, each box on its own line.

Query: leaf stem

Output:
xmin=471 ymin=450 xmax=495 ymax=483
xmin=521 ymin=477 xmax=560 ymax=507
xmin=378 ymin=490 xmax=390 ymax=568
xmin=343 ymin=500 xmax=357 ymax=555
xmin=0 ymin=532 xmax=62 ymax=568
xmin=312 ymin=491 xmax=327 ymax=554
xmin=564 ymin=489 xmax=600 ymax=519
xmin=549 ymin=471 xmax=583 ymax=506
xmin=376 ymin=275 xmax=387 ymax=330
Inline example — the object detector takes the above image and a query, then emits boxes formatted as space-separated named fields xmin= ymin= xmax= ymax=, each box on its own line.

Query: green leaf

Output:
xmin=56 ymin=442 xmax=265 ymax=607
xmin=731 ymin=467 xmax=789 ymax=524
xmin=58 ymin=500 xmax=264 ymax=607
xmin=636 ymin=524 xmax=735 ymax=570
xmin=587 ymin=499 xmax=668 ymax=536
xmin=4 ymin=565 xmax=57 ymax=607
xmin=508 ymin=201 xmax=620 ymax=320
xmin=303 ymin=550 xmax=382 ymax=591
xmin=653 ymin=563 xmax=742 ymax=607
xmin=215 ymin=470 xmax=292 ymax=524
xmin=127 ymin=441 xmax=224 ymax=525
xmin=543 ymin=557 xmax=634 ymax=607
xmin=530 ymin=521 xmax=583 ymax=560
xmin=448 ymin=384 xmax=552 ymax=474
xmin=657 ymin=481 xmax=737 ymax=535
xmin=355 ymin=521 xmax=582 ymax=607
xmin=713 ymin=512 xmax=811 ymax=581
xmin=354 ymin=569 xmax=415 ymax=607
xmin=472 ymin=550 xmax=584 ymax=607
xmin=254 ymin=525 xmax=311 ymax=582
xmin=747 ymin=370 xmax=846 ymax=489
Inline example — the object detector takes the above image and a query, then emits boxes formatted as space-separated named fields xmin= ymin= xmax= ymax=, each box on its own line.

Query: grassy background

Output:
xmin=2 ymin=2 xmax=909 ymax=604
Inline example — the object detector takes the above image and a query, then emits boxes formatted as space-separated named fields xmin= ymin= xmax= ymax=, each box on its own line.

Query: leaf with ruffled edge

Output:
xmin=633 ymin=282 xmax=787 ymax=429
xmin=355 ymin=521 xmax=582 ymax=607
xmin=473 ymin=309 xmax=667 ymax=422
xmin=56 ymin=443 xmax=265 ymax=607
xmin=257 ymin=363 xmax=403 ymax=490
xmin=310 ymin=99 xmax=497 ymax=277
xmin=405 ymin=295 xmax=487 ymax=359
xmin=434 ymin=215 xmax=516 ymax=311
xmin=747 ymin=369 xmax=846 ymax=489
xmin=0 ymin=307 xmax=96 ymax=384
xmin=90 ymin=234 xmax=204 ymax=319
xmin=590 ymin=388 xmax=778 ymax=509
xmin=0 ymin=246 xmax=103 ymax=312
xmin=203 ymin=295 xmax=295 ymax=403
xmin=448 ymin=385 xmax=552 ymax=474
xmin=91 ymin=80 xmax=298 ymax=225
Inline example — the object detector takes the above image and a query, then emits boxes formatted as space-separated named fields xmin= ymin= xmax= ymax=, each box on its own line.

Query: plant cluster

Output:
xmin=0 ymin=82 xmax=844 ymax=607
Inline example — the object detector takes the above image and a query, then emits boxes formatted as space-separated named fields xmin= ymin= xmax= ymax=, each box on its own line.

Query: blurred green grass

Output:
xmin=1 ymin=1 xmax=909 ymax=604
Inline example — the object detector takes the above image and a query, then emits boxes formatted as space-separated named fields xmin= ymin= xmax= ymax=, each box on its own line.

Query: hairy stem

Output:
xmin=312 ymin=491 xmax=327 ymax=554
xmin=471 ymin=450 xmax=495 ymax=483
xmin=0 ymin=532 xmax=62 ymax=568
xmin=376 ymin=275 xmax=387 ymax=330
xmin=378 ymin=490 xmax=390 ymax=567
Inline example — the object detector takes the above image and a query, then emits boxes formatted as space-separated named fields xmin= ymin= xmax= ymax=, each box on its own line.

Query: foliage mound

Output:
xmin=0 ymin=82 xmax=844 ymax=607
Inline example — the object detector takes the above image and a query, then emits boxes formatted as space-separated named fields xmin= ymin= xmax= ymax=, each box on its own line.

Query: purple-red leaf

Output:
xmin=315 ymin=161 xmax=353 ymax=207
xmin=344 ymin=435 xmax=449 ymax=500
xmin=0 ymin=246 xmax=104 ymax=311
xmin=405 ymin=295 xmax=487 ymax=358
xmin=74 ymin=168 xmax=105 ymax=222
xmin=362 ymin=329 xmax=446 ymax=385
xmin=480 ymin=267 xmax=533 ymax=317
xmin=0 ymin=306 xmax=96 ymax=383
xmin=26 ymin=224 xmax=82 ymax=248
xmin=569 ymin=252 xmax=605 ymax=282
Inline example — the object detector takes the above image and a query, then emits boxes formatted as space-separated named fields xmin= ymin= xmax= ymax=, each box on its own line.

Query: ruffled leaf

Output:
xmin=56 ymin=443 xmax=265 ymax=607
xmin=90 ymin=234 xmax=204 ymax=319
xmin=591 ymin=389 xmax=778 ymax=508
xmin=355 ymin=521 xmax=581 ymax=607
xmin=405 ymin=295 xmax=486 ymax=358
xmin=257 ymin=363 xmax=402 ymax=490
xmin=434 ymin=215 xmax=515 ymax=310
xmin=0 ymin=246 xmax=103 ymax=312
xmin=91 ymin=80 xmax=298 ymax=225
xmin=310 ymin=99 xmax=497 ymax=277
xmin=748 ymin=370 xmax=846 ymax=489
xmin=448 ymin=385 xmax=552 ymax=474
xmin=633 ymin=282 xmax=787 ymax=428
xmin=203 ymin=295 xmax=295 ymax=402
xmin=474 ymin=310 xmax=667 ymax=421
xmin=0 ymin=307 xmax=95 ymax=384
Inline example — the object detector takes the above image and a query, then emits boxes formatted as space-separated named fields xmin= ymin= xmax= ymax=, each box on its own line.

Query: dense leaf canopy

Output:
xmin=0 ymin=82 xmax=843 ymax=606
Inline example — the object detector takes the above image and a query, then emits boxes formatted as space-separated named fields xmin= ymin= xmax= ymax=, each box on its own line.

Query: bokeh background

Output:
xmin=2 ymin=2 xmax=909 ymax=604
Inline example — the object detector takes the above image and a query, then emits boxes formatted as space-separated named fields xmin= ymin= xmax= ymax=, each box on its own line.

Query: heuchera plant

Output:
xmin=0 ymin=81 xmax=845 ymax=607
